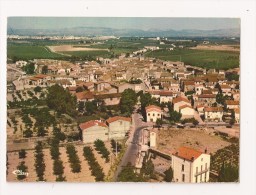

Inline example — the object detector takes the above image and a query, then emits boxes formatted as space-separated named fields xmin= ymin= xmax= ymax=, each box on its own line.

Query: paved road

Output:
xmin=113 ymin=111 xmax=150 ymax=181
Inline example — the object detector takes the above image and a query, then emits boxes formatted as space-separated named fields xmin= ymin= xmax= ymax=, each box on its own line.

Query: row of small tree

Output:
xmin=94 ymin=139 xmax=110 ymax=163
xmin=83 ymin=146 xmax=105 ymax=181
xmin=66 ymin=144 xmax=81 ymax=173
xmin=49 ymin=136 xmax=66 ymax=181
xmin=34 ymin=141 xmax=46 ymax=181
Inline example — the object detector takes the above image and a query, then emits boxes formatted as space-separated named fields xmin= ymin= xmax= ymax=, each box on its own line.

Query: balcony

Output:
xmin=194 ymin=168 xmax=209 ymax=177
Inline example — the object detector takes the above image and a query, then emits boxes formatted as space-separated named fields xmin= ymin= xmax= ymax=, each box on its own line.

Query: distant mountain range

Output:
xmin=7 ymin=27 xmax=240 ymax=37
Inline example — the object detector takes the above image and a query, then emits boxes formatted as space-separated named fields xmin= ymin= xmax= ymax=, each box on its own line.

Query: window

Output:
xmin=205 ymin=163 xmax=207 ymax=170
xmin=157 ymin=113 xmax=160 ymax=116
xmin=182 ymin=164 xmax=184 ymax=171
xmin=195 ymin=176 xmax=198 ymax=183
xmin=119 ymin=121 xmax=123 ymax=125
xmin=153 ymin=113 xmax=155 ymax=116
xmin=196 ymin=167 xmax=198 ymax=174
xmin=201 ymin=165 xmax=203 ymax=171
xmin=148 ymin=113 xmax=150 ymax=116
xmin=200 ymin=174 xmax=202 ymax=182
xmin=182 ymin=174 xmax=185 ymax=182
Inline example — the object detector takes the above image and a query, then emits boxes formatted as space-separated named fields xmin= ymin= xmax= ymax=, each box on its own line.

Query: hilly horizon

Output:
xmin=7 ymin=26 xmax=240 ymax=37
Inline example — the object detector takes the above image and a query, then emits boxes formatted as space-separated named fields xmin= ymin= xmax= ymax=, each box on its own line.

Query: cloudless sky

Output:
xmin=8 ymin=17 xmax=240 ymax=31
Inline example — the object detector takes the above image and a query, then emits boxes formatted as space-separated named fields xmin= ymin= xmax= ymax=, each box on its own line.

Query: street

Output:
xmin=113 ymin=110 xmax=150 ymax=181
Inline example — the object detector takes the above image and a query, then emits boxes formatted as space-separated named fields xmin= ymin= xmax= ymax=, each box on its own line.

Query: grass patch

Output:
xmin=7 ymin=45 xmax=65 ymax=60
xmin=145 ymin=48 xmax=240 ymax=70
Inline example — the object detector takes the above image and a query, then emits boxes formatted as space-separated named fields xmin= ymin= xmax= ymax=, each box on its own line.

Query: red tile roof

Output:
xmin=106 ymin=116 xmax=131 ymax=124
xmin=225 ymin=100 xmax=239 ymax=105
xmin=76 ymin=91 xmax=94 ymax=100
xmin=172 ymin=96 xmax=190 ymax=104
xmin=35 ymin=74 xmax=48 ymax=79
xmin=183 ymin=81 xmax=195 ymax=86
xmin=145 ymin=105 xmax=162 ymax=113
xmin=204 ymin=107 xmax=223 ymax=112
xmin=159 ymin=91 xmax=173 ymax=96
xmin=220 ymin=84 xmax=231 ymax=89
xmin=179 ymin=105 xmax=193 ymax=110
xmin=198 ymin=94 xmax=216 ymax=98
xmin=79 ymin=120 xmax=107 ymax=130
xmin=173 ymin=146 xmax=203 ymax=161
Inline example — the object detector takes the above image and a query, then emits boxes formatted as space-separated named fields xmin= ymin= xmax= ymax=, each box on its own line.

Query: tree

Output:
xmin=120 ymin=89 xmax=137 ymax=116
xmin=164 ymin=167 xmax=173 ymax=182
xmin=46 ymin=84 xmax=77 ymax=116
xmin=84 ymin=101 xmax=97 ymax=115
xmin=23 ymin=63 xmax=35 ymax=74
xmin=42 ymin=65 xmax=48 ymax=74
xmin=19 ymin=149 xmax=27 ymax=159
xmin=156 ymin=118 xmax=163 ymax=127
xmin=218 ymin=162 xmax=239 ymax=182
xmin=34 ymin=86 xmax=42 ymax=93
xmin=169 ymin=110 xmax=182 ymax=122
xmin=37 ymin=126 xmax=47 ymax=137
xmin=117 ymin=162 xmax=145 ymax=182
xmin=53 ymin=160 xmax=64 ymax=175
xmin=16 ymin=161 xmax=28 ymax=180
xmin=23 ymin=129 xmax=33 ymax=138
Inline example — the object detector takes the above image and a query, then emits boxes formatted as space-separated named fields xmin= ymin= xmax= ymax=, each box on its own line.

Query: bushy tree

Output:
xmin=19 ymin=149 xmax=27 ymax=159
xmin=16 ymin=161 xmax=28 ymax=180
xmin=164 ymin=167 xmax=174 ymax=182
xmin=169 ymin=110 xmax=182 ymax=122
xmin=117 ymin=162 xmax=145 ymax=182
xmin=218 ymin=162 xmax=239 ymax=182
xmin=46 ymin=84 xmax=77 ymax=116
xmin=120 ymin=89 xmax=137 ymax=116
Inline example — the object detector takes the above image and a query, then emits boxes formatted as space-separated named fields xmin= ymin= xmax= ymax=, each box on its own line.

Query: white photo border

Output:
xmin=0 ymin=0 xmax=256 ymax=195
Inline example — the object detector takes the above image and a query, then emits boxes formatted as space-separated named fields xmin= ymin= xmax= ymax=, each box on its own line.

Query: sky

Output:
xmin=8 ymin=17 xmax=240 ymax=31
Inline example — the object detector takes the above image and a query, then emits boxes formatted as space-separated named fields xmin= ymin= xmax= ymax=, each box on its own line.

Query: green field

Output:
xmin=63 ymin=50 xmax=111 ymax=58
xmin=7 ymin=45 xmax=65 ymax=60
xmin=145 ymin=49 xmax=240 ymax=70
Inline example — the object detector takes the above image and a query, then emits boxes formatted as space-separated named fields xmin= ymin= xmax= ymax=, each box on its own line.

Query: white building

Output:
xmin=80 ymin=120 xmax=109 ymax=143
xmin=179 ymin=105 xmax=195 ymax=119
xmin=204 ymin=107 xmax=224 ymax=122
xmin=106 ymin=116 xmax=131 ymax=139
xmin=172 ymin=146 xmax=211 ymax=183
xmin=145 ymin=105 xmax=162 ymax=122
xmin=173 ymin=96 xmax=191 ymax=112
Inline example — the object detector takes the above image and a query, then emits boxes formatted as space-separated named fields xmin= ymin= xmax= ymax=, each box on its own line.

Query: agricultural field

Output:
xmin=6 ymin=143 xmax=113 ymax=182
xmin=7 ymin=44 xmax=65 ymax=60
xmin=145 ymin=48 xmax=240 ymax=70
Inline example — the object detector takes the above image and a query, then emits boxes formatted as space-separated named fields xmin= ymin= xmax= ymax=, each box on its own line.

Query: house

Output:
xmin=204 ymin=107 xmax=224 ymax=122
xmin=173 ymin=96 xmax=191 ymax=112
xmin=179 ymin=105 xmax=195 ymax=119
xmin=94 ymin=81 xmax=111 ymax=92
xmin=225 ymin=100 xmax=239 ymax=110
xmin=159 ymin=91 xmax=174 ymax=103
xmin=197 ymin=94 xmax=216 ymax=106
xmin=172 ymin=146 xmax=210 ymax=183
xmin=106 ymin=116 xmax=131 ymax=139
xmin=145 ymin=105 xmax=162 ymax=122
xmin=75 ymin=91 xmax=94 ymax=102
xmin=94 ymin=93 xmax=121 ymax=106
xmin=220 ymin=84 xmax=232 ymax=96
xmin=80 ymin=120 xmax=109 ymax=143
xmin=182 ymin=81 xmax=195 ymax=92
